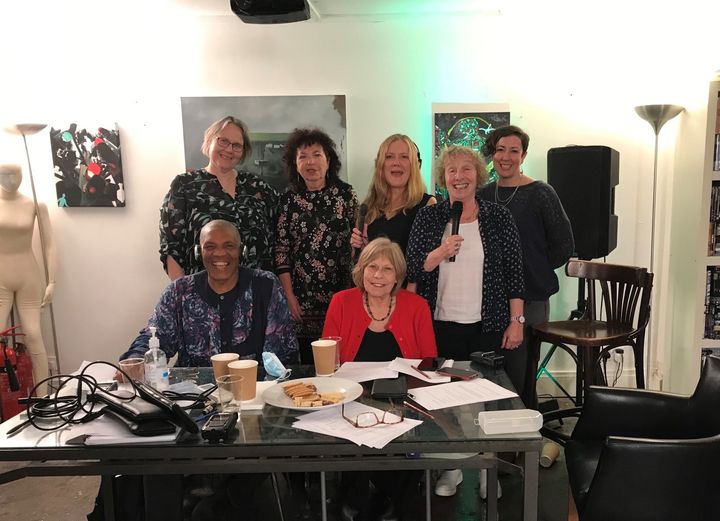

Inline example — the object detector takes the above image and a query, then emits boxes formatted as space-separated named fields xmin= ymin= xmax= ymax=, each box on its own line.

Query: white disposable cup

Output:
xmin=312 ymin=339 xmax=337 ymax=377
xmin=211 ymin=353 xmax=240 ymax=380
xmin=228 ymin=359 xmax=258 ymax=401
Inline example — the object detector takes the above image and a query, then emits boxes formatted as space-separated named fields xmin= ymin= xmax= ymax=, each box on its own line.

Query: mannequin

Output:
xmin=0 ymin=164 xmax=56 ymax=395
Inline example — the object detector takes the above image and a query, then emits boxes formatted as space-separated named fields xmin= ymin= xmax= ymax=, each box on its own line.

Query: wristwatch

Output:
xmin=510 ymin=315 xmax=526 ymax=324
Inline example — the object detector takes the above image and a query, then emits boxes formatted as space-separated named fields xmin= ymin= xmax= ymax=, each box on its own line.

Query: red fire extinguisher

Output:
xmin=1 ymin=325 xmax=24 ymax=392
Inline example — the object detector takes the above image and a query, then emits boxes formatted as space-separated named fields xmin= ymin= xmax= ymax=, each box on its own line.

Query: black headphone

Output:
xmin=194 ymin=243 xmax=248 ymax=261
xmin=408 ymin=138 xmax=422 ymax=167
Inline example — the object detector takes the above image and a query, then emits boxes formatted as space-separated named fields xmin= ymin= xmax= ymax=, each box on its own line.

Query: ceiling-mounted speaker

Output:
xmin=230 ymin=0 xmax=310 ymax=24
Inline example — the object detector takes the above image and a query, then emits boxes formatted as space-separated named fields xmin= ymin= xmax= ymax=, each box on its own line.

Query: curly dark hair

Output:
xmin=283 ymin=128 xmax=342 ymax=192
xmin=481 ymin=125 xmax=530 ymax=158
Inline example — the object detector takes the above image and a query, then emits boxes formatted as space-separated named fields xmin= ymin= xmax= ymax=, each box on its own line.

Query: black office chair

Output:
xmin=544 ymin=355 xmax=720 ymax=521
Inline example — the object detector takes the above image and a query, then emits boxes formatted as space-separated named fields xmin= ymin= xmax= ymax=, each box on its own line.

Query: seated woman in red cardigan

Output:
xmin=322 ymin=237 xmax=437 ymax=521
xmin=323 ymin=237 xmax=437 ymax=363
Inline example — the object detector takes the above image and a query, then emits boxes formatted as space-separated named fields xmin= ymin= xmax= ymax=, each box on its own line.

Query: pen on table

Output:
xmin=6 ymin=418 xmax=32 ymax=438
xmin=410 ymin=365 xmax=430 ymax=380
xmin=402 ymin=400 xmax=435 ymax=420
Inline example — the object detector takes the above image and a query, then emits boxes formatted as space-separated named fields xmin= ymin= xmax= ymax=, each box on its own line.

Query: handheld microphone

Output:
xmin=449 ymin=201 xmax=463 ymax=263
xmin=353 ymin=203 xmax=368 ymax=263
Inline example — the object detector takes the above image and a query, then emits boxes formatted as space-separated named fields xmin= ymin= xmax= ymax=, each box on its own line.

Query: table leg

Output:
xmin=487 ymin=464 xmax=498 ymax=521
xmin=523 ymin=450 xmax=539 ymax=521
xmin=101 ymin=475 xmax=116 ymax=521
xmin=320 ymin=471 xmax=327 ymax=521
xmin=425 ymin=469 xmax=431 ymax=521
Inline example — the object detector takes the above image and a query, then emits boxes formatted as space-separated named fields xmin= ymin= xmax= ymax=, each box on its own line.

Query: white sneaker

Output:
xmin=479 ymin=469 xmax=502 ymax=499
xmin=434 ymin=469 xmax=463 ymax=497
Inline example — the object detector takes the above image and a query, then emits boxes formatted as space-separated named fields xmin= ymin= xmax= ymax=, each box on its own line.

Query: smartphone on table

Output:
xmin=435 ymin=366 xmax=480 ymax=381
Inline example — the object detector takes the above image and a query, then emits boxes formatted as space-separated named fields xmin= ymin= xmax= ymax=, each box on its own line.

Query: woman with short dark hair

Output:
xmin=276 ymin=127 xmax=357 ymax=360
xmin=479 ymin=125 xmax=574 ymax=406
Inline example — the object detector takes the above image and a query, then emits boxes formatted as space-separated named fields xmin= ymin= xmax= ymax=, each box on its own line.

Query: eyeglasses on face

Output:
xmin=341 ymin=401 xmax=404 ymax=428
xmin=216 ymin=136 xmax=244 ymax=153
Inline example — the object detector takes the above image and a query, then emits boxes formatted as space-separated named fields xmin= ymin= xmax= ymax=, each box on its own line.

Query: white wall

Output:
xmin=0 ymin=1 xmax=718 ymax=391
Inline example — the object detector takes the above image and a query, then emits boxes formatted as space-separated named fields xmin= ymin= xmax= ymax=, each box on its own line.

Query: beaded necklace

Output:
xmin=364 ymin=292 xmax=394 ymax=321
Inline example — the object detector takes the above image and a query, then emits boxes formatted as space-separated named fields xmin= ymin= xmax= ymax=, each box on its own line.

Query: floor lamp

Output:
xmin=4 ymin=123 xmax=61 ymax=374
xmin=634 ymin=104 xmax=684 ymax=388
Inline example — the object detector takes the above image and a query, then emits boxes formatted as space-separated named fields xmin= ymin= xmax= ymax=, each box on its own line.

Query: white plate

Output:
xmin=263 ymin=377 xmax=363 ymax=411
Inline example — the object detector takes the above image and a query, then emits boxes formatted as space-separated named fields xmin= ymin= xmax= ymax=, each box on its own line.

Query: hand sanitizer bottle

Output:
xmin=144 ymin=326 xmax=169 ymax=390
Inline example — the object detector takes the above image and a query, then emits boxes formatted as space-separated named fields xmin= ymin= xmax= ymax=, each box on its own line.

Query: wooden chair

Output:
xmin=524 ymin=260 xmax=653 ymax=407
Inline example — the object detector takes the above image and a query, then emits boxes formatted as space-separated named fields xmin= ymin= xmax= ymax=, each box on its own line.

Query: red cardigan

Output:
xmin=322 ymin=288 xmax=438 ymax=363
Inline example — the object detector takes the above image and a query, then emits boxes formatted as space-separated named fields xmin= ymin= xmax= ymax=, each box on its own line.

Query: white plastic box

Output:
xmin=475 ymin=409 xmax=543 ymax=434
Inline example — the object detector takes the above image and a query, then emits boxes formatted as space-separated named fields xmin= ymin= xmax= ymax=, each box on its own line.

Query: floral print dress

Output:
xmin=275 ymin=180 xmax=357 ymax=338
xmin=159 ymin=169 xmax=279 ymax=274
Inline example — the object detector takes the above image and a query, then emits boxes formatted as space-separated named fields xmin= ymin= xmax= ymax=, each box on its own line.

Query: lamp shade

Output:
xmin=634 ymin=105 xmax=684 ymax=135
xmin=4 ymin=123 xmax=47 ymax=136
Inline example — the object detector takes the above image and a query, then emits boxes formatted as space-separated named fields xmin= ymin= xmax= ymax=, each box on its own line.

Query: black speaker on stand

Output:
xmin=538 ymin=146 xmax=620 ymax=400
xmin=547 ymin=145 xmax=619 ymax=260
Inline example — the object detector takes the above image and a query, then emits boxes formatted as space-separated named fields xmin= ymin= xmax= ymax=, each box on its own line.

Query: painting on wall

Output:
xmin=181 ymin=95 xmax=347 ymax=193
xmin=49 ymin=123 xmax=124 ymax=207
xmin=432 ymin=103 xmax=510 ymax=199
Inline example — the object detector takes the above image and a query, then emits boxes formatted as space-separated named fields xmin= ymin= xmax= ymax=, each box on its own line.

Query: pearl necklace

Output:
xmin=494 ymin=182 xmax=520 ymax=207
xmin=364 ymin=293 xmax=394 ymax=321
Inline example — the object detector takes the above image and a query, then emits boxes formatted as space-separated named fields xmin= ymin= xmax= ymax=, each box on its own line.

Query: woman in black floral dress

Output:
xmin=159 ymin=116 xmax=279 ymax=279
xmin=276 ymin=128 xmax=357 ymax=360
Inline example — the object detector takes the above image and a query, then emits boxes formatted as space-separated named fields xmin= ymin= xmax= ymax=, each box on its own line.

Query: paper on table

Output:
xmin=333 ymin=361 xmax=398 ymax=383
xmin=388 ymin=358 xmax=451 ymax=384
xmin=408 ymin=378 xmax=517 ymax=410
xmin=293 ymin=401 xmax=421 ymax=449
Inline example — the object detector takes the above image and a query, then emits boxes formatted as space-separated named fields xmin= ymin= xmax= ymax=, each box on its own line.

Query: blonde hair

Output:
xmin=363 ymin=135 xmax=425 ymax=225
xmin=351 ymin=238 xmax=406 ymax=295
xmin=434 ymin=145 xmax=487 ymax=190
xmin=201 ymin=116 xmax=252 ymax=164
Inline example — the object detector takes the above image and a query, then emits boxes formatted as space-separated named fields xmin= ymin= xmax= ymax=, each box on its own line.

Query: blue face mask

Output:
xmin=262 ymin=352 xmax=292 ymax=381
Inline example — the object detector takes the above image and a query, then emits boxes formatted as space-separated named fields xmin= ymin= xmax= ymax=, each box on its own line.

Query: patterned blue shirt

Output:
xmin=406 ymin=197 xmax=525 ymax=333
xmin=122 ymin=268 xmax=298 ymax=367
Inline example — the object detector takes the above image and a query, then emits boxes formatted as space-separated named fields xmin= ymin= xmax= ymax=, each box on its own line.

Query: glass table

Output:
xmin=0 ymin=362 xmax=541 ymax=521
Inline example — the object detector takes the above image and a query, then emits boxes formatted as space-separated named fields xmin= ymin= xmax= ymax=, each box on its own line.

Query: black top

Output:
xmin=478 ymin=180 xmax=574 ymax=301
xmin=355 ymin=330 xmax=402 ymax=362
xmin=159 ymin=169 xmax=279 ymax=274
xmin=367 ymin=193 xmax=433 ymax=254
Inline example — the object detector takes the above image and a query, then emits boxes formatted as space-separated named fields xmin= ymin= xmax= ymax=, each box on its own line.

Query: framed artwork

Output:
xmin=180 ymin=95 xmax=347 ymax=193
xmin=49 ymin=123 xmax=124 ymax=207
xmin=432 ymin=103 xmax=510 ymax=199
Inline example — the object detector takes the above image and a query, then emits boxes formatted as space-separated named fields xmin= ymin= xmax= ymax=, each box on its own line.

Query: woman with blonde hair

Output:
xmin=351 ymin=134 xmax=435 ymax=255
xmin=159 ymin=116 xmax=279 ymax=279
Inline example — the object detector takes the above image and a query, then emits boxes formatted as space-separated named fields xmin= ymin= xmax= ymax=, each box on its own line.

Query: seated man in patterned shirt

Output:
xmin=122 ymin=218 xmax=298 ymax=368
xmin=90 ymin=219 xmax=298 ymax=521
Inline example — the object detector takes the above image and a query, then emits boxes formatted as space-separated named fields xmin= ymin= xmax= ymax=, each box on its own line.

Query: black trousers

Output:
xmin=433 ymin=320 xmax=525 ymax=396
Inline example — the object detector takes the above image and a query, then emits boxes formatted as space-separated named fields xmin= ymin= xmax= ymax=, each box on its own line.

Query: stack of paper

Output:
xmin=408 ymin=378 xmax=517 ymax=411
xmin=293 ymin=401 xmax=421 ymax=449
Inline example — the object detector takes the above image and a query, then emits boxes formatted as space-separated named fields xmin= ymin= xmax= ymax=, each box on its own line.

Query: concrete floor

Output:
xmin=0 ymin=456 xmax=568 ymax=521
xmin=0 ymin=461 xmax=99 ymax=520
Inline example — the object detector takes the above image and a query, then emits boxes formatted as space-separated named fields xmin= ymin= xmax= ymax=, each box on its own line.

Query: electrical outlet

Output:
xmin=612 ymin=349 xmax=624 ymax=364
